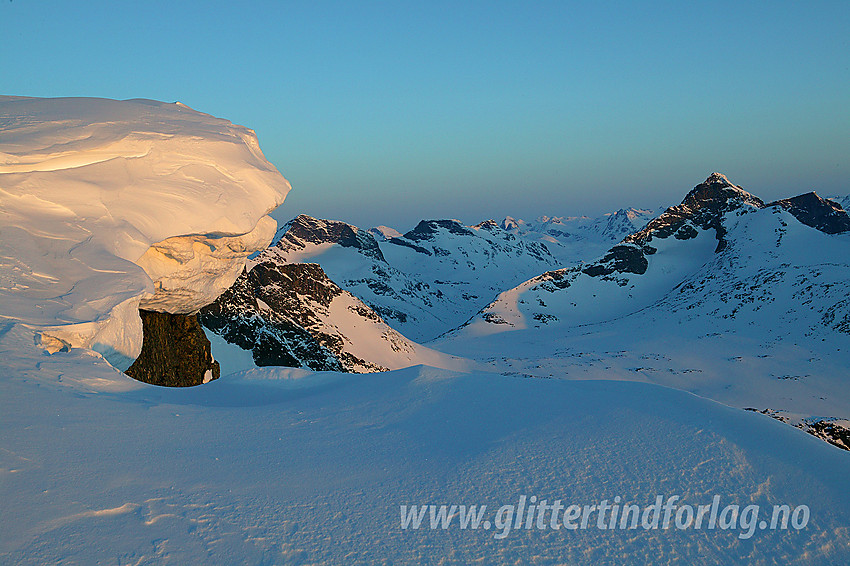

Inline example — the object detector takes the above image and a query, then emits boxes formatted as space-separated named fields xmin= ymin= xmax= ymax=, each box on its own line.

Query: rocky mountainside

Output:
xmin=199 ymin=260 xmax=458 ymax=373
xmin=830 ymin=194 xmax=850 ymax=212
xmin=768 ymin=192 xmax=850 ymax=234
xmin=456 ymin=173 xmax=766 ymax=333
xmin=262 ymin=214 xmax=570 ymax=341
xmin=275 ymin=214 xmax=386 ymax=262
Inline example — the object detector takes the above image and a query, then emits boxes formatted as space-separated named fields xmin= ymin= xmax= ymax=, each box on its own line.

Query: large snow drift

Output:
xmin=0 ymin=96 xmax=290 ymax=370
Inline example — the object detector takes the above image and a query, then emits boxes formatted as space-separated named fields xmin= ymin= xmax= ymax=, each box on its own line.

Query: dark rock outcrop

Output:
xmin=125 ymin=310 xmax=220 ymax=387
xmin=385 ymin=236 xmax=433 ymax=255
xmin=806 ymin=419 xmax=850 ymax=451
xmin=582 ymin=244 xmax=649 ymax=276
xmin=199 ymin=263 xmax=384 ymax=372
xmin=745 ymin=408 xmax=850 ymax=451
xmin=579 ymin=173 xmax=763 ymax=278
xmin=276 ymin=214 xmax=386 ymax=262
xmin=404 ymin=219 xmax=475 ymax=241
xmin=625 ymin=172 xmax=764 ymax=252
xmin=767 ymin=192 xmax=850 ymax=234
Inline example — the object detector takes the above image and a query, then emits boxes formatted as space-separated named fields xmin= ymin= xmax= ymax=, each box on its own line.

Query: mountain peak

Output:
xmin=368 ymin=225 xmax=403 ymax=241
xmin=621 ymin=174 xmax=764 ymax=255
xmin=473 ymin=219 xmax=500 ymax=231
xmin=704 ymin=172 xmax=732 ymax=186
xmin=768 ymin=192 xmax=850 ymax=234
xmin=276 ymin=215 xmax=386 ymax=262
xmin=501 ymin=216 xmax=521 ymax=231
xmin=683 ymin=173 xmax=764 ymax=212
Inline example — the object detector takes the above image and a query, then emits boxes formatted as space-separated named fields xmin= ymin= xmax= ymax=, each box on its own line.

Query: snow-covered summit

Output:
xmin=625 ymin=173 xmax=764 ymax=251
xmin=0 ymin=96 xmax=290 ymax=371
xmin=499 ymin=207 xmax=657 ymax=250
xmin=272 ymin=214 xmax=385 ymax=262
xmin=454 ymin=173 xmax=845 ymax=337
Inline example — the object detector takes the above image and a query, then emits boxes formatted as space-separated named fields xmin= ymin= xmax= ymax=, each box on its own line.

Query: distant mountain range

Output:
xmin=199 ymin=205 xmax=656 ymax=371
xmin=440 ymin=173 xmax=850 ymax=449
xmin=200 ymin=173 xmax=850 ymax=449
xmin=254 ymin=214 xmax=568 ymax=342
xmin=456 ymin=173 xmax=850 ymax=337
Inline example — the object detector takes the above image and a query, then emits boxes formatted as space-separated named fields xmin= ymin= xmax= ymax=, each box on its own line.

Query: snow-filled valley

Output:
xmin=2 ymin=97 xmax=849 ymax=565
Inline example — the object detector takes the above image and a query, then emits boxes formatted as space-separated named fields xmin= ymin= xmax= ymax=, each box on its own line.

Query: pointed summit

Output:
xmin=682 ymin=173 xmax=763 ymax=213
xmin=704 ymin=172 xmax=733 ymax=186
xmin=621 ymin=174 xmax=764 ymax=255
xmin=501 ymin=216 xmax=520 ymax=231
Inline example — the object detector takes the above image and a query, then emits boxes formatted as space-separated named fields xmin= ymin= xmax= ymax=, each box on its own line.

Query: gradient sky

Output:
xmin=2 ymin=1 xmax=848 ymax=229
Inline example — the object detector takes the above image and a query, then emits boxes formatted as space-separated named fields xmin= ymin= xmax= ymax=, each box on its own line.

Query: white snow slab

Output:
xmin=0 ymin=365 xmax=847 ymax=564
xmin=0 ymin=96 xmax=290 ymax=370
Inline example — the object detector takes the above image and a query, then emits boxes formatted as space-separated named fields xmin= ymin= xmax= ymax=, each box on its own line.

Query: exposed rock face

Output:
xmin=626 ymin=172 xmax=765 ymax=251
xmin=199 ymin=264 xmax=348 ymax=371
xmin=767 ymin=192 xmax=850 ymax=234
xmin=199 ymin=252 xmax=460 ymax=374
xmin=581 ymin=244 xmax=649 ymax=276
xmin=601 ymin=172 xmax=765 ymax=271
xmin=807 ymin=420 xmax=850 ymax=450
xmin=403 ymin=219 xmax=476 ymax=241
xmin=201 ymin=261 xmax=422 ymax=372
xmin=266 ymin=215 xmax=561 ymax=341
xmin=125 ymin=310 xmax=220 ymax=387
xmin=277 ymin=214 xmax=385 ymax=262
xmin=530 ymin=173 xmax=763 ymax=284
xmin=745 ymin=409 xmax=850 ymax=451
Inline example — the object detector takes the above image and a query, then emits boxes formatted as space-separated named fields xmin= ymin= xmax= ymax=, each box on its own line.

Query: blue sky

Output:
xmin=2 ymin=1 xmax=847 ymax=229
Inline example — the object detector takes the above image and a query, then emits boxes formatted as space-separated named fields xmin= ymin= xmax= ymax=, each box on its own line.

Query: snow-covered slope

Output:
xmin=263 ymin=215 xmax=565 ymax=341
xmin=199 ymin=261 xmax=464 ymax=374
xmin=437 ymin=174 xmax=850 ymax=448
xmin=0 ymin=96 xmax=290 ymax=371
xmin=3 ymin=364 xmax=849 ymax=564
xmin=499 ymin=207 xmax=658 ymax=263
xmin=458 ymin=173 xmax=764 ymax=336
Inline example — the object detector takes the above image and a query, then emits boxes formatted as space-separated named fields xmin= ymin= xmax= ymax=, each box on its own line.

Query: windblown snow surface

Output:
xmin=0 ymin=96 xmax=290 ymax=370
xmin=1 ymin=100 xmax=848 ymax=564
xmin=2 ymin=365 xmax=849 ymax=564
